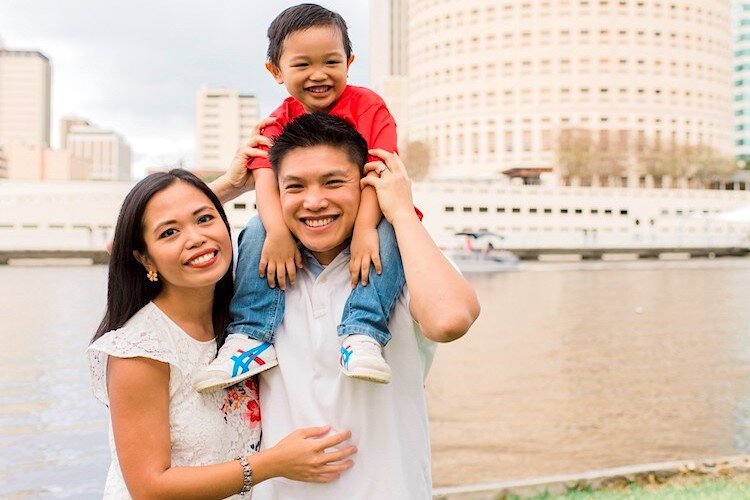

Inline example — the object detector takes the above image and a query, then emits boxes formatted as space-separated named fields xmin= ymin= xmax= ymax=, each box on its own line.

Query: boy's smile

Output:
xmin=266 ymin=25 xmax=355 ymax=114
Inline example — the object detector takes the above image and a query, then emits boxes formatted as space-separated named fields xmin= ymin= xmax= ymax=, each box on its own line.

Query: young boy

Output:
xmin=193 ymin=3 xmax=412 ymax=392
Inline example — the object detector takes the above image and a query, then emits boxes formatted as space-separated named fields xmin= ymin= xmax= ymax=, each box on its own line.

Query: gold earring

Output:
xmin=146 ymin=269 xmax=159 ymax=282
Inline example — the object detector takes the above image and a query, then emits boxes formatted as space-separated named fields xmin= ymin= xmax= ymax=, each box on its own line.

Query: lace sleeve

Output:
xmin=87 ymin=326 xmax=181 ymax=406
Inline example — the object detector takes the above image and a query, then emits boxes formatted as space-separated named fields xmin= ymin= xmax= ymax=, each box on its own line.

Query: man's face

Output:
xmin=277 ymin=144 xmax=361 ymax=265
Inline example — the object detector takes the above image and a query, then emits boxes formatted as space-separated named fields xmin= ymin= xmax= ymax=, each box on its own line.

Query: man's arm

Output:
xmin=360 ymin=150 xmax=480 ymax=342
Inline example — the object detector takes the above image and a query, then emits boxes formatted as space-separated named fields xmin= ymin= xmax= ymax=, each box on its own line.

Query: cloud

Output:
xmin=0 ymin=0 xmax=370 ymax=176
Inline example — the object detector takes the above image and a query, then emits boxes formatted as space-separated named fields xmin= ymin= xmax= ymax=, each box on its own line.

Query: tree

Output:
xmin=556 ymin=128 xmax=596 ymax=184
xmin=639 ymin=143 xmax=735 ymax=185
xmin=556 ymin=128 xmax=627 ymax=185
xmin=402 ymin=141 xmax=431 ymax=181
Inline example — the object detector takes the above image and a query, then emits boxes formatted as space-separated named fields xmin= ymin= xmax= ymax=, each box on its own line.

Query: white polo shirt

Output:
xmin=253 ymin=249 xmax=437 ymax=499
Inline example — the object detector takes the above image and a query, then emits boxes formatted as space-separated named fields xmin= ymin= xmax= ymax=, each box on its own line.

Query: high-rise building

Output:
xmin=0 ymin=146 xmax=7 ymax=179
xmin=734 ymin=1 xmax=750 ymax=166
xmin=60 ymin=115 xmax=90 ymax=151
xmin=195 ymin=88 xmax=259 ymax=171
xmin=370 ymin=0 xmax=409 ymax=80
xmin=64 ymin=122 xmax=131 ymax=181
xmin=376 ymin=1 xmax=734 ymax=179
xmin=370 ymin=0 xmax=409 ymax=149
xmin=0 ymin=49 xmax=51 ymax=148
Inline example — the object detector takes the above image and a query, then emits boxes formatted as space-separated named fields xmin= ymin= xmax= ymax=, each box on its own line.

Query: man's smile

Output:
xmin=301 ymin=214 xmax=340 ymax=229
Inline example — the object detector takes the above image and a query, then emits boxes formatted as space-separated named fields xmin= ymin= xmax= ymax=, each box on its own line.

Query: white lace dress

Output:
xmin=88 ymin=302 xmax=262 ymax=499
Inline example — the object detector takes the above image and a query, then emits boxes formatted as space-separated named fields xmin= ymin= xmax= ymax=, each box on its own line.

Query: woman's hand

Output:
xmin=266 ymin=426 xmax=356 ymax=483
xmin=359 ymin=150 xmax=416 ymax=226
xmin=209 ymin=117 xmax=276 ymax=203
xmin=227 ymin=117 xmax=277 ymax=189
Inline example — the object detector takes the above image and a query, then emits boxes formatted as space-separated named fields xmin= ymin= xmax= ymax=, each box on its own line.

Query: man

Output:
xmin=223 ymin=113 xmax=480 ymax=498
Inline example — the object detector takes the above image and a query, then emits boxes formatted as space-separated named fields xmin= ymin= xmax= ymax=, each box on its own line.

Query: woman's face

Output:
xmin=138 ymin=181 xmax=232 ymax=292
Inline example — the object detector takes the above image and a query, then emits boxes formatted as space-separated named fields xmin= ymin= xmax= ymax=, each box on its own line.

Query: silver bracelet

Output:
xmin=236 ymin=455 xmax=253 ymax=493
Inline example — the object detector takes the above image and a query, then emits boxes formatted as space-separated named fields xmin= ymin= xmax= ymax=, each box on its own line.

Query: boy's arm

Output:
xmin=349 ymin=105 xmax=398 ymax=287
xmin=253 ymin=168 xmax=302 ymax=290
xmin=244 ymin=105 xmax=301 ymax=290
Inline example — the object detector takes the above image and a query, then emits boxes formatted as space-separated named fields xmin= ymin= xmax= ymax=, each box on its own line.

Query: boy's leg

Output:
xmin=337 ymin=219 xmax=405 ymax=384
xmin=228 ymin=216 xmax=285 ymax=342
xmin=193 ymin=216 xmax=282 ymax=393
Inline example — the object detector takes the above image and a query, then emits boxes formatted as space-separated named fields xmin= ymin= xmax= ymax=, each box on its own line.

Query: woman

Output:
xmin=88 ymin=169 xmax=355 ymax=498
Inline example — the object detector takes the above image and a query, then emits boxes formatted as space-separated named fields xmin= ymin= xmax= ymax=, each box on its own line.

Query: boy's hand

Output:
xmin=349 ymin=226 xmax=382 ymax=288
xmin=260 ymin=227 xmax=303 ymax=290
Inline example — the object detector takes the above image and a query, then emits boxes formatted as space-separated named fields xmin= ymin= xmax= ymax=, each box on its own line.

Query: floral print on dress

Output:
xmin=222 ymin=377 xmax=261 ymax=431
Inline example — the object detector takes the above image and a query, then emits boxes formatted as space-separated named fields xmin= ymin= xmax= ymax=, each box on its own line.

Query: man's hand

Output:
xmin=260 ymin=227 xmax=303 ymax=290
xmin=349 ymin=227 xmax=382 ymax=288
xmin=359 ymin=150 xmax=416 ymax=226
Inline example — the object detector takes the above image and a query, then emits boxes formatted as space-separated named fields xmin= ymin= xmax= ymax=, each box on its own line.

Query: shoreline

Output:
xmin=433 ymin=455 xmax=750 ymax=499
xmin=1 ymin=248 xmax=749 ymax=266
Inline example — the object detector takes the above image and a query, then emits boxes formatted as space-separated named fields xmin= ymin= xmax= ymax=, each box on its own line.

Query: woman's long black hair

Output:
xmin=91 ymin=169 xmax=234 ymax=349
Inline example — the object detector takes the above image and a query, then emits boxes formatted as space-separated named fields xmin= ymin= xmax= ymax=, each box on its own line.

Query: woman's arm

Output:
xmin=107 ymin=356 xmax=355 ymax=499
xmin=208 ymin=117 xmax=277 ymax=204
xmin=360 ymin=150 xmax=480 ymax=343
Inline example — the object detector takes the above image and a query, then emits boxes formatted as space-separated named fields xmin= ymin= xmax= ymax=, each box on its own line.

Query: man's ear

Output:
xmin=346 ymin=54 xmax=356 ymax=68
xmin=265 ymin=62 xmax=284 ymax=84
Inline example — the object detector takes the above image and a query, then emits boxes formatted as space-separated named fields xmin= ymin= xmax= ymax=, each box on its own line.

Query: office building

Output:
xmin=195 ymin=87 xmax=259 ymax=171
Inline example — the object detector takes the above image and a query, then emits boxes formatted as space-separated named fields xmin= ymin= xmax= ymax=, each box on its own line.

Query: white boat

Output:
xmin=448 ymin=231 xmax=520 ymax=273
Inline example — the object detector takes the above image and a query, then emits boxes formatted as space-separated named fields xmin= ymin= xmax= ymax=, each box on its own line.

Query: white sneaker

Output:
xmin=339 ymin=334 xmax=391 ymax=384
xmin=193 ymin=335 xmax=278 ymax=393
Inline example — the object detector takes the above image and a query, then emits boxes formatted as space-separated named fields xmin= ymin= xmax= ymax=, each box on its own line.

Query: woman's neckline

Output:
xmin=148 ymin=302 xmax=216 ymax=345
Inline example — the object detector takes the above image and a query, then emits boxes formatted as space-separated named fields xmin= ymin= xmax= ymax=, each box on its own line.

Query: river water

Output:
xmin=2 ymin=259 xmax=750 ymax=496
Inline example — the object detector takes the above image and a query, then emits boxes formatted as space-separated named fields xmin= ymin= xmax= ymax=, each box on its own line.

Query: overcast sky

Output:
xmin=0 ymin=0 xmax=371 ymax=177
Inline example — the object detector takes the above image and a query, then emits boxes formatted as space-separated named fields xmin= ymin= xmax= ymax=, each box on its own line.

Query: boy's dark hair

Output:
xmin=267 ymin=3 xmax=352 ymax=67
xmin=269 ymin=113 xmax=367 ymax=175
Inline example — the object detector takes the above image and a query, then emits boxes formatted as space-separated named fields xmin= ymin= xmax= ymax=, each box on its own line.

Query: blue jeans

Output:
xmin=228 ymin=216 xmax=405 ymax=346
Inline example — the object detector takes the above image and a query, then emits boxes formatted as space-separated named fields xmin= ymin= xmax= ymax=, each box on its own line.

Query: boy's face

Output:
xmin=266 ymin=25 xmax=355 ymax=114
xmin=277 ymin=144 xmax=361 ymax=265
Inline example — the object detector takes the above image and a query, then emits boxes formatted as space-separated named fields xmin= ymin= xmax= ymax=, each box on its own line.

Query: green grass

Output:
xmin=517 ymin=477 xmax=750 ymax=499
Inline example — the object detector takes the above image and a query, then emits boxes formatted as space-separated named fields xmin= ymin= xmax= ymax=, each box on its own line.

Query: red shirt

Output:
xmin=248 ymin=85 xmax=397 ymax=170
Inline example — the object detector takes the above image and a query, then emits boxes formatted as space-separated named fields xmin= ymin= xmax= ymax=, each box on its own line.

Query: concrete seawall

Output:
xmin=2 ymin=247 xmax=748 ymax=265
xmin=433 ymin=455 xmax=750 ymax=499
xmin=0 ymin=249 xmax=110 ymax=265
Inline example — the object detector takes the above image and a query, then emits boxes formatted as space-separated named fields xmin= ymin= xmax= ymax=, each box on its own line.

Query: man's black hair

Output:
xmin=269 ymin=113 xmax=368 ymax=175
xmin=267 ymin=3 xmax=352 ymax=67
